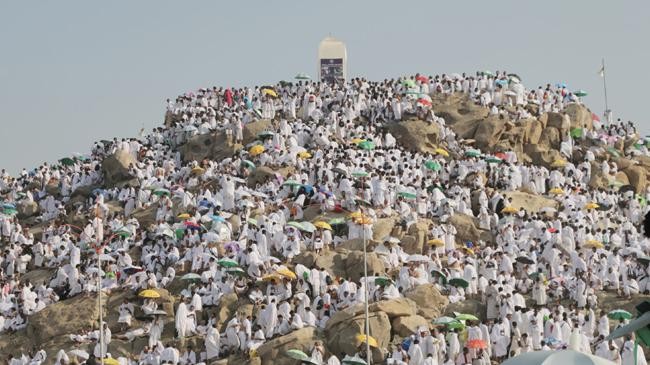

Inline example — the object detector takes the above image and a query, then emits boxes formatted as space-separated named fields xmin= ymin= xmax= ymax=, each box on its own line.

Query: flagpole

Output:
xmin=601 ymin=58 xmax=610 ymax=121
xmin=360 ymin=203 xmax=371 ymax=365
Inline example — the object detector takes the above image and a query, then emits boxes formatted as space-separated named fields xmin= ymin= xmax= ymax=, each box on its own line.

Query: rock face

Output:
xmin=26 ymin=295 xmax=100 ymax=349
xmin=448 ymin=213 xmax=488 ymax=245
xmin=247 ymin=166 xmax=295 ymax=188
xmin=392 ymin=315 xmax=429 ymax=337
xmin=502 ymin=191 xmax=558 ymax=213
xmin=386 ymin=119 xmax=441 ymax=154
xmin=624 ymin=166 xmax=647 ymax=193
xmin=256 ymin=327 xmax=321 ymax=365
xmin=179 ymin=132 xmax=240 ymax=163
xmin=242 ymin=119 xmax=273 ymax=145
xmin=404 ymin=284 xmax=449 ymax=320
xmin=102 ymin=150 xmax=137 ymax=187
xmin=17 ymin=201 xmax=39 ymax=219
xmin=325 ymin=306 xmax=391 ymax=359
xmin=345 ymin=251 xmax=386 ymax=281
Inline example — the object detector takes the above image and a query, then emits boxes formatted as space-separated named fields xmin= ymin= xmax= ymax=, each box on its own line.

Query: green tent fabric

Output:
xmin=424 ymin=161 xmax=441 ymax=171
xmin=358 ymin=141 xmax=375 ymax=150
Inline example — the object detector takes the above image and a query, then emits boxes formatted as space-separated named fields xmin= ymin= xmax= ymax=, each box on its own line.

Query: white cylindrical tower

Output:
xmin=318 ymin=36 xmax=347 ymax=84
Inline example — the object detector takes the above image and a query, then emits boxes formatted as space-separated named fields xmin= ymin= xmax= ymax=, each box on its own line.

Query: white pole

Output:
xmin=361 ymin=204 xmax=370 ymax=365
xmin=97 ymin=249 xmax=105 ymax=361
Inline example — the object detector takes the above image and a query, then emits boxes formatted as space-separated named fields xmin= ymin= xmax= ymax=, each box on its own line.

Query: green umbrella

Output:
xmin=358 ymin=141 xmax=375 ymax=151
xmin=486 ymin=157 xmax=503 ymax=164
xmin=354 ymin=198 xmax=373 ymax=207
xmin=424 ymin=160 xmax=441 ymax=171
xmin=608 ymin=309 xmax=633 ymax=320
xmin=282 ymin=180 xmax=301 ymax=187
xmin=257 ymin=131 xmax=275 ymax=139
xmin=218 ymin=258 xmax=239 ymax=268
xmin=114 ymin=229 xmax=131 ymax=238
xmin=286 ymin=349 xmax=310 ymax=362
xmin=433 ymin=316 xmax=457 ymax=325
xmin=574 ymin=90 xmax=588 ymax=97
xmin=181 ymin=273 xmax=202 ymax=281
xmin=153 ymin=188 xmax=171 ymax=197
xmin=287 ymin=221 xmax=305 ymax=230
xmin=294 ymin=73 xmax=311 ymax=80
xmin=226 ymin=267 xmax=246 ymax=277
xmin=2 ymin=208 xmax=17 ymax=216
xmin=465 ymin=149 xmax=481 ymax=158
xmin=446 ymin=320 xmax=466 ymax=330
xmin=300 ymin=221 xmax=316 ymax=233
xmin=241 ymin=160 xmax=256 ymax=170
xmin=398 ymin=192 xmax=417 ymax=200
xmin=481 ymin=70 xmax=495 ymax=77
xmin=329 ymin=217 xmax=346 ymax=225
xmin=570 ymin=127 xmax=583 ymax=138
xmin=351 ymin=171 xmax=369 ymax=178
xmin=59 ymin=157 xmax=75 ymax=166
xmin=342 ymin=355 xmax=368 ymax=365
xmin=448 ymin=278 xmax=469 ymax=288
xmin=431 ymin=269 xmax=447 ymax=285
xmin=454 ymin=312 xmax=479 ymax=322
xmin=247 ymin=218 xmax=258 ymax=226
xmin=404 ymin=90 xmax=420 ymax=95
xmin=374 ymin=277 xmax=394 ymax=286
xmin=402 ymin=79 xmax=416 ymax=88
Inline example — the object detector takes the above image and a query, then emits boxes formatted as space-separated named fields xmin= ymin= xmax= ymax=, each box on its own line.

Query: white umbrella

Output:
xmin=502 ymin=350 xmax=616 ymax=365
xmin=99 ymin=254 xmax=115 ymax=262
xmin=68 ymin=350 xmax=89 ymax=360
xmin=407 ymin=254 xmax=430 ymax=262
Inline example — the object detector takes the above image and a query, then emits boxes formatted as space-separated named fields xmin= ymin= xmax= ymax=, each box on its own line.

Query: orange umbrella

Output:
xmin=467 ymin=339 xmax=487 ymax=349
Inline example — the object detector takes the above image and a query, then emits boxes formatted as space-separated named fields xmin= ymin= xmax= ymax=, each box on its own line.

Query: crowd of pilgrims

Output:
xmin=1 ymin=71 xmax=649 ymax=365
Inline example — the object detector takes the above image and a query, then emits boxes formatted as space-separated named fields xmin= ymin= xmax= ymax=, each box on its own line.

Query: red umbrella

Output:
xmin=467 ymin=339 xmax=487 ymax=349
xmin=592 ymin=113 xmax=600 ymax=122
xmin=548 ymin=227 xmax=558 ymax=233
xmin=416 ymin=75 xmax=429 ymax=83
xmin=495 ymin=152 xmax=506 ymax=160
xmin=417 ymin=98 xmax=432 ymax=107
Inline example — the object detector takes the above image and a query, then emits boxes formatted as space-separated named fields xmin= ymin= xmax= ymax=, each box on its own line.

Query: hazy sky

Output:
xmin=1 ymin=1 xmax=649 ymax=174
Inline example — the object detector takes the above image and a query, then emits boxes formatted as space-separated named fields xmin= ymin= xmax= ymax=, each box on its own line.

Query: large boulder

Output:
xmin=538 ymin=127 xmax=561 ymax=150
xmin=16 ymin=201 xmax=39 ymax=219
xmin=325 ymin=305 xmax=391 ymax=358
xmin=27 ymin=294 xmax=101 ymax=346
xmin=624 ymin=166 xmax=648 ymax=193
xmin=372 ymin=216 xmax=399 ymax=242
xmin=256 ymin=327 xmax=321 ymax=365
xmin=215 ymin=293 xmax=239 ymax=332
xmin=345 ymin=251 xmax=386 ymax=281
xmin=369 ymin=298 xmax=417 ymax=319
xmin=242 ymin=119 xmax=273 ymax=145
xmin=391 ymin=315 xmax=429 ymax=337
xmin=102 ymin=150 xmax=137 ymax=187
xmin=404 ymin=284 xmax=448 ymax=320
xmin=247 ymin=166 xmax=295 ymax=188
xmin=502 ymin=191 xmax=558 ymax=213
xmin=473 ymin=116 xmax=506 ymax=151
xmin=179 ymin=132 xmax=240 ymax=163
xmin=564 ymin=103 xmax=593 ymax=130
xmin=448 ymin=213 xmax=484 ymax=245
xmin=386 ymin=119 xmax=440 ymax=154
xmin=444 ymin=299 xmax=487 ymax=321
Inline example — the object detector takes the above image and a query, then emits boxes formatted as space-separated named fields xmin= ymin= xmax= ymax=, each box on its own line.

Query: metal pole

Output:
xmin=361 ymin=206 xmax=370 ymax=365
xmin=97 ymin=246 xmax=105 ymax=360
xmin=602 ymin=58 xmax=610 ymax=122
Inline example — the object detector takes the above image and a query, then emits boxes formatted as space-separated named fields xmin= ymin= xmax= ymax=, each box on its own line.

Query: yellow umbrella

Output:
xmin=314 ymin=221 xmax=332 ymax=230
xmin=138 ymin=289 xmax=161 ymax=299
xmin=549 ymin=188 xmax=564 ymax=195
xmin=435 ymin=148 xmax=449 ymax=157
xmin=262 ymin=274 xmax=282 ymax=282
xmin=356 ymin=333 xmax=379 ymax=348
xmin=191 ymin=167 xmax=205 ymax=175
xmin=351 ymin=138 xmax=366 ymax=144
xmin=428 ymin=238 xmax=444 ymax=247
xmin=177 ymin=213 xmax=191 ymax=219
xmin=348 ymin=211 xmax=364 ymax=219
xmin=276 ymin=267 xmax=297 ymax=280
xmin=584 ymin=240 xmax=604 ymax=249
xmin=585 ymin=202 xmax=600 ymax=210
xmin=461 ymin=247 xmax=475 ymax=255
xmin=298 ymin=151 xmax=312 ymax=159
xmin=249 ymin=145 xmax=265 ymax=156
xmin=501 ymin=206 xmax=518 ymax=214
xmin=551 ymin=159 xmax=567 ymax=168
xmin=102 ymin=359 xmax=119 ymax=365
xmin=355 ymin=216 xmax=372 ymax=225
xmin=262 ymin=88 xmax=278 ymax=98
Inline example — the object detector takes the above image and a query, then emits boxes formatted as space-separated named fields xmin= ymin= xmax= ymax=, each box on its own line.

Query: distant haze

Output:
xmin=1 ymin=1 xmax=649 ymax=173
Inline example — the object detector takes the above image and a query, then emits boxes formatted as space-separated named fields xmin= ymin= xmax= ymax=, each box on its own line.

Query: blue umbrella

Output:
xmin=2 ymin=203 xmax=16 ymax=210
xmin=211 ymin=215 xmax=226 ymax=223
